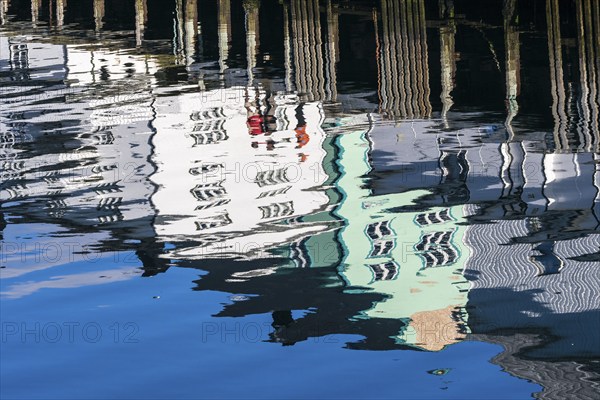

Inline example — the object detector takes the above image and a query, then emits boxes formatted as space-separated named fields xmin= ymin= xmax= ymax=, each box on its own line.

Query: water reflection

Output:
xmin=1 ymin=0 xmax=599 ymax=398
xmin=151 ymin=87 xmax=333 ymax=259
xmin=377 ymin=0 xmax=431 ymax=118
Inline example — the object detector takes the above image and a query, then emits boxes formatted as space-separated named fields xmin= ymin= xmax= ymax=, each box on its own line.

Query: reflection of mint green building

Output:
xmin=333 ymin=117 xmax=471 ymax=351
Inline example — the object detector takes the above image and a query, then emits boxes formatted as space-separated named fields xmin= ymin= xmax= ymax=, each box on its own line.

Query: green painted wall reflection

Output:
xmin=331 ymin=116 xmax=471 ymax=351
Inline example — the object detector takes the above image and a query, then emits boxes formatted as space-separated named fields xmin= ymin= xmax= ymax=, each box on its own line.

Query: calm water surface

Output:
xmin=1 ymin=0 xmax=599 ymax=399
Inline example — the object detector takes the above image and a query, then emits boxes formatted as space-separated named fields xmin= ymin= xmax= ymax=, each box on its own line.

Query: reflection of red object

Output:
xmin=247 ymin=115 xmax=264 ymax=135
xmin=295 ymin=125 xmax=309 ymax=148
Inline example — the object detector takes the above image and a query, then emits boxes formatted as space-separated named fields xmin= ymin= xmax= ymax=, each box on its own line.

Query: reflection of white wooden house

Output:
xmin=0 ymin=38 xmax=158 ymax=296
xmin=68 ymin=47 xmax=159 ymax=229
xmin=0 ymin=37 xmax=68 ymax=184
xmin=0 ymin=39 xmax=158 ymax=234
xmin=151 ymin=87 xmax=331 ymax=259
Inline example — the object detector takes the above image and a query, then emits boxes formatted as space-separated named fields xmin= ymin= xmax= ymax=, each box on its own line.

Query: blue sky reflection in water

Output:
xmin=0 ymin=0 xmax=599 ymax=399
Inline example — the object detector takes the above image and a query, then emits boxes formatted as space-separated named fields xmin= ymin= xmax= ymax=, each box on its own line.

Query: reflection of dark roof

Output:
xmin=466 ymin=286 xmax=600 ymax=360
xmin=185 ymin=257 xmax=411 ymax=350
xmin=471 ymin=333 xmax=600 ymax=400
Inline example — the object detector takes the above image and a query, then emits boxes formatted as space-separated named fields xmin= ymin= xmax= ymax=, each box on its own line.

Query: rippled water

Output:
xmin=1 ymin=0 xmax=599 ymax=399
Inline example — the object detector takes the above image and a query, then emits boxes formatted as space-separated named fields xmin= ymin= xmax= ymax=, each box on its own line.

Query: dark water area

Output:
xmin=0 ymin=0 xmax=599 ymax=399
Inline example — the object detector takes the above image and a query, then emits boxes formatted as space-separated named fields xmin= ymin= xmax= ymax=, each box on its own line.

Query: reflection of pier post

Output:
xmin=595 ymin=153 xmax=600 ymax=223
xmin=32 ymin=0 xmax=41 ymax=26
xmin=135 ymin=0 xmax=147 ymax=47
xmin=218 ymin=0 xmax=231 ymax=74
xmin=184 ymin=0 xmax=198 ymax=66
xmin=244 ymin=0 xmax=260 ymax=85
xmin=93 ymin=0 xmax=104 ymax=32
xmin=290 ymin=0 xmax=326 ymax=101
xmin=378 ymin=0 xmax=431 ymax=119
xmin=500 ymin=1 xmax=525 ymax=203
xmin=283 ymin=2 xmax=293 ymax=91
xmin=500 ymin=140 xmax=525 ymax=200
xmin=174 ymin=0 xmax=185 ymax=61
xmin=503 ymin=0 xmax=520 ymax=138
xmin=546 ymin=0 xmax=568 ymax=151
xmin=56 ymin=0 xmax=66 ymax=29
xmin=0 ymin=0 xmax=7 ymax=26
xmin=575 ymin=0 xmax=599 ymax=151
xmin=439 ymin=0 xmax=456 ymax=124
xmin=325 ymin=0 xmax=339 ymax=101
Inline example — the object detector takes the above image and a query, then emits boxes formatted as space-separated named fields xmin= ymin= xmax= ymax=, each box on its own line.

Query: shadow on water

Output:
xmin=1 ymin=0 xmax=599 ymax=398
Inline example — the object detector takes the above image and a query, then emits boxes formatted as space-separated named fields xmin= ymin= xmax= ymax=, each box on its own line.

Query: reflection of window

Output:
xmin=366 ymin=220 xmax=393 ymax=240
xmin=195 ymin=213 xmax=232 ymax=231
xmin=97 ymin=197 xmax=123 ymax=210
xmin=366 ymin=261 xmax=399 ymax=281
xmin=189 ymin=163 xmax=222 ymax=176
xmin=259 ymin=201 xmax=294 ymax=219
xmin=415 ymin=230 xmax=459 ymax=268
xmin=255 ymin=168 xmax=289 ymax=187
xmin=0 ymin=133 xmax=17 ymax=148
xmin=86 ymin=126 xmax=115 ymax=145
xmin=98 ymin=213 xmax=123 ymax=224
xmin=369 ymin=239 xmax=395 ymax=258
xmin=190 ymin=108 xmax=226 ymax=121
xmin=191 ymin=182 xmax=226 ymax=201
xmin=195 ymin=199 xmax=230 ymax=211
xmin=192 ymin=119 xmax=225 ymax=133
xmin=415 ymin=208 xmax=453 ymax=226
xmin=415 ymin=231 xmax=451 ymax=251
xmin=190 ymin=131 xmax=228 ymax=146
xmin=257 ymin=186 xmax=291 ymax=198
xmin=94 ymin=183 xmax=121 ymax=195
xmin=10 ymin=43 xmax=29 ymax=69
xmin=92 ymin=132 xmax=115 ymax=145
xmin=91 ymin=164 xmax=117 ymax=174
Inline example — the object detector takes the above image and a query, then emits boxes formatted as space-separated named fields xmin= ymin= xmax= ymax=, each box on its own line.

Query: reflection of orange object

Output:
xmin=295 ymin=125 xmax=309 ymax=148
xmin=247 ymin=115 xmax=264 ymax=135
xmin=407 ymin=305 xmax=466 ymax=351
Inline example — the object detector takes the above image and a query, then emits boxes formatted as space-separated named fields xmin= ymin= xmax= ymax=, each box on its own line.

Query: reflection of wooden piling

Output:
xmin=325 ymin=0 xmax=339 ymax=102
xmin=290 ymin=0 xmax=326 ymax=101
xmin=379 ymin=0 xmax=431 ymax=119
xmin=0 ymin=0 xmax=8 ymax=26
xmin=504 ymin=0 xmax=520 ymax=138
xmin=184 ymin=0 xmax=198 ymax=66
xmin=174 ymin=0 xmax=185 ymax=60
xmin=93 ymin=0 xmax=104 ymax=32
xmin=135 ymin=0 xmax=147 ymax=47
xmin=374 ymin=8 xmax=382 ymax=110
xmin=576 ymin=0 xmax=600 ymax=151
xmin=31 ymin=0 xmax=41 ymax=26
xmin=546 ymin=0 xmax=568 ymax=151
xmin=283 ymin=2 xmax=293 ymax=91
xmin=439 ymin=0 xmax=456 ymax=123
xmin=595 ymin=153 xmax=600 ymax=223
xmin=575 ymin=0 xmax=600 ymax=150
xmin=244 ymin=0 xmax=260 ymax=85
xmin=56 ymin=0 xmax=66 ymax=29
xmin=218 ymin=0 xmax=231 ymax=74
